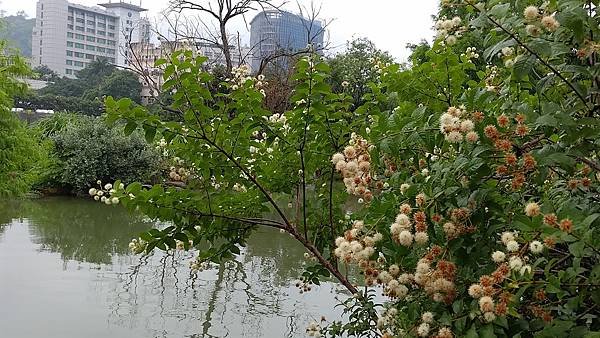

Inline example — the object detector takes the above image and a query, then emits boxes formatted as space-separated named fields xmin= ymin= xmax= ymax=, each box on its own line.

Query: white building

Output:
xmin=31 ymin=0 xmax=148 ymax=78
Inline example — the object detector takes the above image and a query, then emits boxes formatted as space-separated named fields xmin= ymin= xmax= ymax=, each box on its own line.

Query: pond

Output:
xmin=0 ymin=197 xmax=350 ymax=338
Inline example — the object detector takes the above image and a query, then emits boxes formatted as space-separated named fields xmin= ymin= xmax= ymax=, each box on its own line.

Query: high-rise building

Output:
xmin=31 ymin=0 xmax=148 ymax=78
xmin=249 ymin=10 xmax=324 ymax=72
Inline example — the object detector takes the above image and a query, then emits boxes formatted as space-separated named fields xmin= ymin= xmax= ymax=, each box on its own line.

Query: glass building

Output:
xmin=249 ymin=10 xmax=324 ymax=72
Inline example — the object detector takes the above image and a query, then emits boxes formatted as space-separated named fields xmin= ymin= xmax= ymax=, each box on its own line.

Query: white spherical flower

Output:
xmin=422 ymin=312 xmax=434 ymax=323
xmin=398 ymin=230 xmax=414 ymax=246
xmin=465 ymin=131 xmax=479 ymax=143
xmin=373 ymin=233 xmax=383 ymax=242
xmin=94 ymin=196 xmax=100 ymax=201
xmin=445 ymin=131 xmax=463 ymax=143
xmin=506 ymin=240 xmax=520 ymax=252
xmin=104 ymin=183 xmax=113 ymax=190
xmin=492 ymin=251 xmax=506 ymax=263
xmin=400 ymin=183 xmax=410 ymax=194
xmin=358 ymin=198 xmax=364 ymax=204
xmin=541 ymin=15 xmax=560 ymax=32
xmin=526 ymin=24 xmax=541 ymax=37
xmin=417 ymin=322 xmax=430 ymax=337
xmin=460 ymin=119 xmax=475 ymax=132
xmin=509 ymin=256 xmax=523 ymax=270
xmin=501 ymin=47 xmax=514 ymax=56
xmin=501 ymin=232 xmax=515 ymax=245
xmin=104 ymin=198 xmax=112 ymax=205
xmin=440 ymin=113 xmax=454 ymax=126
xmin=335 ymin=237 xmax=346 ymax=247
xmin=446 ymin=35 xmax=457 ymax=46
xmin=468 ymin=284 xmax=483 ymax=298
xmin=524 ymin=202 xmax=541 ymax=217
xmin=96 ymin=180 xmax=102 ymax=185
xmin=414 ymin=232 xmax=429 ymax=245
xmin=111 ymin=197 xmax=119 ymax=205
xmin=331 ymin=153 xmax=345 ymax=165
xmin=523 ymin=5 xmax=539 ymax=21
xmin=395 ymin=214 xmax=411 ymax=228
xmin=89 ymin=188 xmax=97 ymax=196
xmin=529 ymin=240 xmax=544 ymax=254
xmin=97 ymin=190 xmax=104 ymax=196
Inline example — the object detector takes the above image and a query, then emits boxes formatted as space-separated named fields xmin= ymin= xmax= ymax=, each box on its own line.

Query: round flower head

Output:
xmin=509 ymin=256 xmax=523 ymax=270
xmin=460 ymin=119 xmax=475 ymax=132
xmin=398 ymin=230 xmax=414 ymax=246
xmin=526 ymin=24 xmax=541 ymax=37
xmin=331 ymin=153 xmax=345 ymax=165
xmin=468 ymin=284 xmax=483 ymax=298
xmin=501 ymin=232 xmax=515 ymax=245
xmin=523 ymin=5 xmax=539 ymax=21
xmin=414 ymin=232 xmax=429 ymax=245
xmin=541 ymin=15 xmax=560 ymax=32
xmin=445 ymin=131 xmax=463 ymax=143
xmin=529 ymin=240 xmax=544 ymax=254
xmin=446 ymin=35 xmax=457 ymax=46
xmin=417 ymin=322 xmax=430 ymax=337
xmin=506 ymin=240 xmax=519 ymax=252
xmin=395 ymin=213 xmax=411 ymax=228
xmin=525 ymin=202 xmax=541 ymax=217
xmin=479 ymin=296 xmax=495 ymax=312
xmin=491 ymin=251 xmax=506 ymax=263
xmin=465 ymin=131 xmax=479 ymax=143
xmin=422 ymin=312 xmax=434 ymax=323
xmin=400 ymin=183 xmax=410 ymax=194
xmin=88 ymin=188 xmax=97 ymax=196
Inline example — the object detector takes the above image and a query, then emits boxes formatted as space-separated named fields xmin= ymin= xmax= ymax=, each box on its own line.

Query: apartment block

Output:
xmin=31 ymin=0 xmax=148 ymax=78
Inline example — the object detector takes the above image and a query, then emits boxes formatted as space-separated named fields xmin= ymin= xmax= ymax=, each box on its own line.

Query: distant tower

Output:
xmin=249 ymin=10 xmax=324 ymax=72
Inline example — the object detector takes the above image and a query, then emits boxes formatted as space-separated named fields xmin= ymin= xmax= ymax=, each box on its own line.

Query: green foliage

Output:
xmin=46 ymin=114 xmax=159 ymax=194
xmin=0 ymin=39 xmax=51 ymax=197
xmin=329 ymin=38 xmax=394 ymax=109
xmin=0 ymin=12 xmax=34 ymax=56
xmin=99 ymin=1 xmax=599 ymax=337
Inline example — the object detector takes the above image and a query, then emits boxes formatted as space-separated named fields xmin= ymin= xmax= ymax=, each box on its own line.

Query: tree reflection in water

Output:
xmin=0 ymin=197 xmax=344 ymax=337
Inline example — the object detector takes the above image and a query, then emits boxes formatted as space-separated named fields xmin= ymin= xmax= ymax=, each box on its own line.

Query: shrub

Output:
xmin=49 ymin=115 xmax=159 ymax=194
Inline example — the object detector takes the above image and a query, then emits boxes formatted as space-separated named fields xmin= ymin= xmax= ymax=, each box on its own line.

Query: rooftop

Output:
xmin=98 ymin=1 xmax=147 ymax=12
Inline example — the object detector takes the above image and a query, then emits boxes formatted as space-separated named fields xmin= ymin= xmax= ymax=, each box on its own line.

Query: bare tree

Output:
xmin=169 ymin=0 xmax=281 ymax=73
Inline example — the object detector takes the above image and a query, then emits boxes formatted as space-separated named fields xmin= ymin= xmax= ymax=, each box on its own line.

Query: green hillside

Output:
xmin=0 ymin=12 xmax=34 ymax=56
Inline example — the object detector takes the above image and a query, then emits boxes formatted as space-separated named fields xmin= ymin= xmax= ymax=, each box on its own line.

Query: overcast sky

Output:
xmin=1 ymin=0 xmax=438 ymax=61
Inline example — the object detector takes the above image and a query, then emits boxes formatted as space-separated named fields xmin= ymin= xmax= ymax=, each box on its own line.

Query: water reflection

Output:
xmin=0 ymin=198 xmax=345 ymax=338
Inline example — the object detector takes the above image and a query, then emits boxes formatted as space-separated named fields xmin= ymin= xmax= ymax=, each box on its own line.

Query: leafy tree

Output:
xmin=0 ymin=39 xmax=51 ymax=196
xmin=329 ymin=38 xmax=394 ymax=109
xmin=83 ymin=69 xmax=142 ymax=103
xmin=33 ymin=65 xmax=60 ymax=82
xmin=94 ymin=1 xmax=599 ymax=337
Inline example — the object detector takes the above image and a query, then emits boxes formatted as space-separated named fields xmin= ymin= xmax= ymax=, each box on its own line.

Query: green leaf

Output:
xmin=124 ymin=121 xmax=137 ymax=136
xmin=144 ymin=126 xmax=156 ymax=143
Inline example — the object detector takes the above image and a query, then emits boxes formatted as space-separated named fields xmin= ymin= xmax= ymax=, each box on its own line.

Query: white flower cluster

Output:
xmin=500 ymin=232 xmax=533 ymax=275
xmin=331 ymin=133 xmax=374 ymax=203
xmin=232 ymin=183 xmax=247 ymax=193
xmin=523 ymin=6 xmax=559 ymax=36
xmin=333 ymin=220 xmax=381 ymax=263
xmin=485 ymin=65 xmax=500 ymax=92
xmin=461 ymin=47 xmax=480 ymax=63
xmin=439 ymin=106 xmax=479 ymax=143
xmin=128 ymin=238 xmax=146 ymax=254
xmin=500 ymin=46 xmax=516 ymax=68
xmin=88 ymin=181 xmax=124 ymax=205
xmin=264 ymin=113 xmax=290 ymax=135
xmin=190 ymin=259 xmax=210 ymax=272
xmin=389 ymin=204 xmax=429 ymax=247
xmin=434 ymin=16 xmax=465 ymax=45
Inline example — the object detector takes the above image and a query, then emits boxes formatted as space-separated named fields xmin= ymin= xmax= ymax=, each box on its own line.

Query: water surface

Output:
xmin=0 ymin=197 xmax=348 ymax=338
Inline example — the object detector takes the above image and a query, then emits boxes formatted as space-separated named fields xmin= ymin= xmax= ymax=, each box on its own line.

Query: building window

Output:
xmin=108 ymin=25 xmax=115 ymax=30
xmin=98 ymin=30 xmax=105 ymax=35
xmin=108 ymin=32 xmax=115 ymax=37
xmin=75 ymin=43 xmax=84 ymax=49
xmin=87 ymin=28 xmax=95 ymax=33
xmin=67 ymin=41 xmax=73 ymax=47
xmin=74 ymin=61 xmax=84 ymax=67
xmin=96 ymin=47 xmax=106 ymax=53
xmin=67 ymin=50 xmax=73 ymax=56
xmin=68 ymin=24 xmax=73 ymax=30
xmin=87 ymin=20 xmax=95 ymax=25
xmin=66 ymin=60 xmax=73 ymax=65
xmin=108 ymin=17 xmax=115 ymax=23
xmin=74 ymin=52 xmax=84 ymax=58
xmin=97 ymin=23 xmax=106 ymax=28
xmin=97 ymin=38 xmax=106 ymax=44
xmin=67 ymin=32 xmax=73 ymax=38
xmin=86 ymin=36 xmax=95 ymax=42
xmin=86 ymin=45 xmax=95 ymax=51
xmin=66 ymin=69 xmax=73 ymax=75
xmin=76 ymin=18 xmax=84 ymax=23
xmin=86 ymin=54 xmax=95 ymax=60
xmin=68 ymin=16 xmax=73 ymax=21
xmin=107 ymin=49 xmax=115 ymax=55
xmin=76 ymin=26 xmax=84 ymax=31
xmin=75 ymin=33 xmax=84 ymax=40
